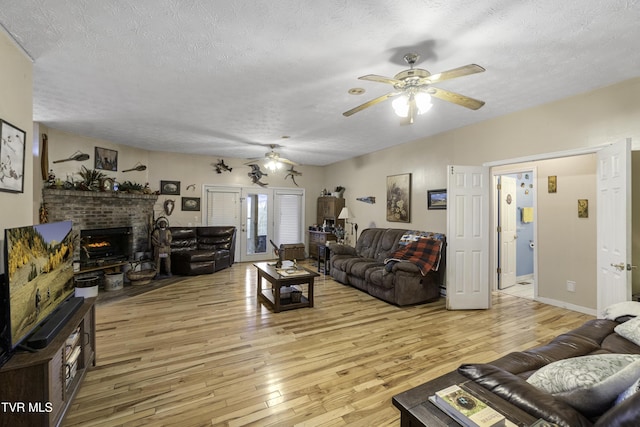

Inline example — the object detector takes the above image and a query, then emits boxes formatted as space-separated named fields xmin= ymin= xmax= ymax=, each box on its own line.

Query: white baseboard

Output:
xmin=516 ymin=274 xmax=534 ymax=282
xmin=534 ymin=296 xmax=596 ymax=316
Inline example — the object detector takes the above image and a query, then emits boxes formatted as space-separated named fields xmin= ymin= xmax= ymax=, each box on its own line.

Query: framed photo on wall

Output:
xmin=0 ymin=119 xmax=26 ymax=193
xmin=181 ymin=197 xmax=201 ymax=211
xmin=427 ymin=189 xmax=447 ymax=210
xmin=95 ymin=147 xmax=118 ymax=171
xmin=160 ymin=180 xmax=181 ymax=195
xmin=386 ymin=173 xmax=411 ymax=222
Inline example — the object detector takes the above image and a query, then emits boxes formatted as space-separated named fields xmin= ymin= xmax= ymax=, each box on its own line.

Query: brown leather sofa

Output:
xmin=458 ymin=317 xmax=640 ymax=426
xmin=329 ymin=228 xmax=445 ymax=306
xmin=169 ymin=226 xmax=236 ymax=275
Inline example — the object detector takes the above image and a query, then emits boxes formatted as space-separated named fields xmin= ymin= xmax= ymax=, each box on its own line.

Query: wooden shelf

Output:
xmin=0 ymin=299 xmax=96 ymax=427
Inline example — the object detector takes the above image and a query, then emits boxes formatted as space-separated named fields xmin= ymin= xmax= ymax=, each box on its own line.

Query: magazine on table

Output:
xmin=429 ymin=384 xmax=505 ymax=427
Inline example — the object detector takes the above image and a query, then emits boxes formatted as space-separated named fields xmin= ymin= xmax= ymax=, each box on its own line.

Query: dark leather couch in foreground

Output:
xmin=330 ymin=228 xmax=445 ymax=306
xmin=458 ymin=317 xmax=640 ymax=426
xmin=169 ymin=226 xmax=236 ymax=275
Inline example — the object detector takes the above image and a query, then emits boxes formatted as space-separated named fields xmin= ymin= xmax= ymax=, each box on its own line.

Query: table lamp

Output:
xmin=338 ymin=207 xmax=357 ymax=244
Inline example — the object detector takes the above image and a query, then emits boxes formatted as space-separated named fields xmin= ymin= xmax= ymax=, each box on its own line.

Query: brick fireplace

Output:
xmin=42 ymin=189 xmax=158 ymax=262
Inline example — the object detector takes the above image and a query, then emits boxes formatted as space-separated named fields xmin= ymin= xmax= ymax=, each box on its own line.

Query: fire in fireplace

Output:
xmin=80 ymin=227 xmax=133 ymax=267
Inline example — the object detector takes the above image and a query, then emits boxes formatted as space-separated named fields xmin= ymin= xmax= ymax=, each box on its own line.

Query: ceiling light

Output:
xmin=392 ymin=91 xmax=432 ymax=118
xmin=265 ymin=159 xmax=283 ymax=171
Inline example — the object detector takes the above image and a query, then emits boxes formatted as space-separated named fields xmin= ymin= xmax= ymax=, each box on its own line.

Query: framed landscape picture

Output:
xmin=95 ymin=147 xmax=118 ymax=171
xmin=0 ymin=119 xmax=26 ymax=193
xmin=386 ymin=173 xmax=411 ymax=222
xmin=160 ymin=180 xmax=180 ymax=195
xmin=181 ymin=197 xmax=201 ymax=211
xmin=427 ymin=189 xmax=447 ymax=210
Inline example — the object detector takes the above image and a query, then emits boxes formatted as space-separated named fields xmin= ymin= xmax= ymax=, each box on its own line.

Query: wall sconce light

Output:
xmin=52 ymin=151 xmax=90 ymax=163
xmin=122 ymin=162 xmax=147 ymax=172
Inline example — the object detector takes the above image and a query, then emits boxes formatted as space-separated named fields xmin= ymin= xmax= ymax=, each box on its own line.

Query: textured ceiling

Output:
xmin=1 ymin=1 xmax=640 ymax=166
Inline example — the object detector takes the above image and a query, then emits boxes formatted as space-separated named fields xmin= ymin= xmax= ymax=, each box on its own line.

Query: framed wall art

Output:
xmin=181 ymin=197 xmax=201 ymax=211
xmin=95 ymin=146 xmax=118 ymax=171
xmin=386 ymin=173 xmax=411 ymax=222
xmin=548 ymin=175 xmax=557 ymax=193
xmin=0 ymin=119 xmax=26 ymax=193
xmin=578 ymin=199 xmax=588 ymax=218
xmin=160 ymin=180 xmax=181 ymax=195
xmin=427 ymin=189 xmax=447 ymax=210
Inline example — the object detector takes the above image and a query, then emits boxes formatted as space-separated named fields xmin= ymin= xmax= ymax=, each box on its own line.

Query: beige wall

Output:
xmin=39 ymin=126 xmax=325 ymax=231
xmin=0 ymin=30 xmax=33 ymax=274
xmin=326 ymin=78 xmax=640 ymax=312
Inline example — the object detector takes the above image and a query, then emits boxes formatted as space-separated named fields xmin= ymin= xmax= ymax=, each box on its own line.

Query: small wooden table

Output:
xmin=254 ymin=262 xmax=320 ymax=313
xmin=317 ymin=244 xmax=331 ymax=274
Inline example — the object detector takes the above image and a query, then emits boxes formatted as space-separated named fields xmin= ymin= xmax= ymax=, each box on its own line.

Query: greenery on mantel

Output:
xmin=45 ymin=166 xmax=154 ymax=194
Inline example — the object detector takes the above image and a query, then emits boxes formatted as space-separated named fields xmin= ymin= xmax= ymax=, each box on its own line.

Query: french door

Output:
xmin=204 ymin=186 xmax=305 ymax=262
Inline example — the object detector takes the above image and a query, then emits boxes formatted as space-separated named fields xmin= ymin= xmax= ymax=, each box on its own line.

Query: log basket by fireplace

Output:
xmin=126 ymin=260 xmax=156 ymax=286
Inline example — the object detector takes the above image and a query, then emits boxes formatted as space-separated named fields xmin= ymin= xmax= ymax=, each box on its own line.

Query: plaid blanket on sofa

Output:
xmin=384 ymin=237 xmax=443 ymax=275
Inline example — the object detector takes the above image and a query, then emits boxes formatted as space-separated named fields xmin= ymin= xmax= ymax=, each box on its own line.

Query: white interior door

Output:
xmin=597 ymin=139 xmax=632 ymax=317
xmin=499 ymin=176 xmax=517 ymax=289
xmin=446 ymin=165 xmax=490 ymax=310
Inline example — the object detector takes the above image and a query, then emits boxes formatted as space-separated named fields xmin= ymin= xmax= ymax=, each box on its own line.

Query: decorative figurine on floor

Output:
xmin=152 ymin=216 xmax=172 ymax=278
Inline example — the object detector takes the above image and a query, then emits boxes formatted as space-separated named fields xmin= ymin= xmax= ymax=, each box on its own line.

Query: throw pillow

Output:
xmin=602 ymin=301 xmax=640 ymax=320
xmin=526 ymin=354 xmax=640 ymax=416
xmin=614 ymin=316 xmax=640 ymax=346
xmin=615 ymin=377 xmax=640 ymax=405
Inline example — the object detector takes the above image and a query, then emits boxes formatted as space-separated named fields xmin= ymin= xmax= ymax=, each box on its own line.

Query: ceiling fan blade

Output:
xmin=358 ymin=74 xmax=403 ymax=86
xmin=279 ymin=158 xmax=298 ymax=166
xmin=428 ymin=87 xmax=485 ymax=110
xmin=423 ymin=64 xmax=485 ymax=85
xmin=343 ymin=91 xmax=402 ymax=117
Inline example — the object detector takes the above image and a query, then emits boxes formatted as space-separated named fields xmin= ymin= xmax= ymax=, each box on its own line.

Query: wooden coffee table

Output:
xmin=392 ymin=371 xmax=537 ymax=426
xmin=254 ymin=262 xmax=320 ymax=313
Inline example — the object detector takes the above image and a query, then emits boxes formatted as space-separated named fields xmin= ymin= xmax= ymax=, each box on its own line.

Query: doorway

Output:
xmin=495 ymin=170 xmax=536 ymax=299
xmin=204 ymin=185 xmax=305 ymax=262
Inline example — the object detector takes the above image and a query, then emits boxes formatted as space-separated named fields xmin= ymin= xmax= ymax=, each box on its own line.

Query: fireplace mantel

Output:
xmin=42 ymin=189 xmax=158 ymax=261
xmin=43 ymin=188 xmax=158 ymax=201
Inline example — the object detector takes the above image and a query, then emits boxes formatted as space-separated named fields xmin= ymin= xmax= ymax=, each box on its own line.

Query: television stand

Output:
xmin=0 ymin=298 xmax=96 ymax=427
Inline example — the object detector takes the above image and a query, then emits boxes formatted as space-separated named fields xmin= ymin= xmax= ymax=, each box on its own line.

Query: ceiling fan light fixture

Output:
xmin=414 ymin=92 xmax=433 ymax=114
xmin=392 ymin=95 xmax=410 ymax=117
xmin=265 ymin=159 xmax=283 ymax=171
xmin=392 ymin=92 xmax=432 ymax=118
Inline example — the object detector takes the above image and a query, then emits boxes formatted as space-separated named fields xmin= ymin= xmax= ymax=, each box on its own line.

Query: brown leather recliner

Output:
xmin=169 ymin=226 xmax=236 ymax=275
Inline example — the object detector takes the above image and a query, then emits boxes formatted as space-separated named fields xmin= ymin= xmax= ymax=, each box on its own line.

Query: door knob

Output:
xmin=611 ymin=262 xmax=625 ymax=271
xmin=627 ymin=264 xmax=638 ymax=271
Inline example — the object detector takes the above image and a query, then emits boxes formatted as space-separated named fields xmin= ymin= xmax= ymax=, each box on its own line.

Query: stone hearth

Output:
xmin=42 ymin=189 xmax=158 ymax=261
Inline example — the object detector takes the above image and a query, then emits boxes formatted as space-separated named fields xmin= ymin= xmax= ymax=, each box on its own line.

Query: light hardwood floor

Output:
xmin=64 ymin=262 xmax=592 ymax=427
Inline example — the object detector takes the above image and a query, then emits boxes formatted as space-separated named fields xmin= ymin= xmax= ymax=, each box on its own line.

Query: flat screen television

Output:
xmin=1 ymin=220 xmax=78 ymax=360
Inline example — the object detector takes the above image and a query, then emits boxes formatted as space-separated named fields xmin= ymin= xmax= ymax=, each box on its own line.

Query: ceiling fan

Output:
xmin=343 ymin=53 xmax=486 ymax=124
xmin=245 ymin=145 xmax=298 ymax=171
